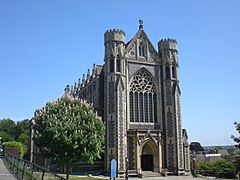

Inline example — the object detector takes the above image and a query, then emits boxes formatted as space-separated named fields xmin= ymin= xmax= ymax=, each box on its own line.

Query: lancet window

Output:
xmin=116 ymin=54 xmax=121 ymax=73
xmin=172 ymin=64 xmax=176 ymax=78
xmin=166 ymin=66 xmax=170 ymax=79
xmin=110 ymin=55 xmax=114 ymax=73
xmin=129 ymin=69 xmax=157 ymax=123
xmin=139 ymin=42 xmax=145 ymax=57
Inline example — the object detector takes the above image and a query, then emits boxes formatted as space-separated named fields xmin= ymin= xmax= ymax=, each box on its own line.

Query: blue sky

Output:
xmin=0 ymin=0 xmax=239 ymax=146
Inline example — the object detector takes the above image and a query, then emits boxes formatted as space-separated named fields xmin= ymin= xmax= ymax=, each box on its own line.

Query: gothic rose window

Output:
xmin=129 ymin=69 xmax=157 ymax=123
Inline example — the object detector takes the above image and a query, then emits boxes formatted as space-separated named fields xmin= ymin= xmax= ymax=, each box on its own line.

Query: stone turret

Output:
xmin=158 ymin=38 xmax=177 ymax=51
xmin=158 ymin=38 xmax=183 ymax=173
xmin=158 ymin=38 xmax=179 ymax=67
xmin=104 ymin=29 xmax=126 ymax=75
xmin=104 ymin=29 xmax=126 ymax=45
xmin=104 ymin=27 xmax=127 ymax=178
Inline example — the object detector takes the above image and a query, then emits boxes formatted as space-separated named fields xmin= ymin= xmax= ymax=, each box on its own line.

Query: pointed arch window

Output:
xmin=116 ymin=54 xmax=121 ymax=73
xmin=129 ymin=69 xmax=157 ymax=123
xmin=129 ymin=92 xmax=134 ymax=122
xmin=139 ymin=42 xmax=145 ymax=57
xmin=172 ymin=65 xmax=176 ymax=78
xmin=166 ymin=66 xmax=170 ymax=79
xmin=110 ymin=55 xmax=114 ymax=73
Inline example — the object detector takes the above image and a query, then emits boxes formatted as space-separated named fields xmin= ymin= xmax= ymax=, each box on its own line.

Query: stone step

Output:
xmin=142 ymin=171 xmax=161 ymax=177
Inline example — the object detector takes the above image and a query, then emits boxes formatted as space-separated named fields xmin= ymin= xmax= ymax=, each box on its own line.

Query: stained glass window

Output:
xmin=134 ymin=92 xmax=139 ymax=122
xmin=139 ymin=92 xmax=143 ymax=122
xmin=129 ymin=69 xmax=157 ymax=123
xmin=149 ymin=93 xmax=153 ymax=122
xmin=144 ymin=93 xmax=148 ymax=122
xmin=153 ymin=94 xmax=157 ymax=123
xmin=130 ymin=92 xmax=134 ymax=122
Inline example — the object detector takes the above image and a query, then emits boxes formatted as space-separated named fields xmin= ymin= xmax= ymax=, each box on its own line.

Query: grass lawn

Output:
xmin=69 ymin=176 xmax=106 ymax=180
xmin=64 ymin=175 xmax=107 ymax=180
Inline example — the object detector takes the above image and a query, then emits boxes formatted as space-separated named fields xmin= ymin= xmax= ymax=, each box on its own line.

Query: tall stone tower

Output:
xmin=104 ymin=29 xmax=127 ymax=177
xmin=158 ymin=39 xmax=184 ymax=173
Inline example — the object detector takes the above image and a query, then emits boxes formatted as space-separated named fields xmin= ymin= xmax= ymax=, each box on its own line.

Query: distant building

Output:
xmin=32 ymin=20 xmax=191 ymax=178
xmin=190 ymin=142 xmax=204 ymax=152
xmin=218 ymin=149 xmax=229 ymax=156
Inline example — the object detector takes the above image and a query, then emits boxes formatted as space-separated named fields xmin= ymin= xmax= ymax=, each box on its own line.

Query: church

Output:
xmin=63 ymin=20 xmax=190 ymax=177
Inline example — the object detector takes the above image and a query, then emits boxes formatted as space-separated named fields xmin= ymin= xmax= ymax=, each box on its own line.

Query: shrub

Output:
xmin=199 ymin=160 xmax=236 ymax=179
xmin=3 ymin=141 xmax=24 ymax=158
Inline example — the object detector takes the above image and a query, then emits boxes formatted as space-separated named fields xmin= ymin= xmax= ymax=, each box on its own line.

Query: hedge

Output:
xmin=3 ymin=141 xmax=24 ymax=158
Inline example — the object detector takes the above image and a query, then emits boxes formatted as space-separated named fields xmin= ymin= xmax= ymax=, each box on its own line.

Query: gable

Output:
xmin=125 ymin=29 xmax=159 ymax=62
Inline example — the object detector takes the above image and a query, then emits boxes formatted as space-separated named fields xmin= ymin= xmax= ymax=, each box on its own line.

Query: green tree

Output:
xmin=232 ymin=122 xmax=240 ymax=173
xmin=15 ymin=119 xmax=30 ymax=139
xmin=33 ymin=97 xmax=105 ymax=180
xmin=0 ymin=118 xmax=16 ymax=139
xmin=199 ymin=160 xmax=236 ymax=178
xmin=232 ymin=122 xmax=240 ymax=148
xmin=15 ymin=119 xmax=30 ymax=156
xmin=0 ymin=131 xmax=14 ymax=142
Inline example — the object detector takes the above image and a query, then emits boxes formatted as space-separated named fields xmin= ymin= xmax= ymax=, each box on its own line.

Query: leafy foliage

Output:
xmin=0 ymin=118 xmax=16 ymax=138
xmin=232 ymin=122 xmax=240 ymax=148
xmin=0 ymin=118 xmax=30 ymax=157
xmin=33 ymin=97 xmax=105 ymax=178
xmin=199 ymin=160 xmax=236 ymax=178
xmin=3 ymin=141 xmax=24 ymax=158
xmin=15 ymin=119 xmax=30 ymax=141
xmin=0 ymin=131 xmax=14 ymax=142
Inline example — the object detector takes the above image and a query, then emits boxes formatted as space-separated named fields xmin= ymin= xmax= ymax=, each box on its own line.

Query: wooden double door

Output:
xmin=141 ymin=154 xmax=153 ymax=171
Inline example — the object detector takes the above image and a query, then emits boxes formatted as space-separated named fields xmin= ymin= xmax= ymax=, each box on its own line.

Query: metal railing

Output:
xmin=4 ymin=153 xmax=66 ymax=180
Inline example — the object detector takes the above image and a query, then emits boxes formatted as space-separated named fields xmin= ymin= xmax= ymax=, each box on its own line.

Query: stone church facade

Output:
xmin=63 ymin=21 xmax=190 ymax=177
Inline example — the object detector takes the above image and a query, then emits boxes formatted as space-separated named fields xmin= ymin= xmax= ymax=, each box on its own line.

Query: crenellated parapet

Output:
xmin=158 ymin=38 xmax=177 ymax=51
xmin=158 ymin=38 xmax=179 ymax=66
xmin=104 ymin=29 xmax=126 ymax=45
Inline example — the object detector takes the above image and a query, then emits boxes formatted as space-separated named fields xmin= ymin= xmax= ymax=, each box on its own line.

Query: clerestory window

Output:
xmin=129 ymin=69 xmax=157 ymax=123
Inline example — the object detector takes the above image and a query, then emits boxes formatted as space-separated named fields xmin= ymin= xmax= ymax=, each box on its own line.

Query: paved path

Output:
xmin=129 ymin=176 xmax=235 ymax=180
xmin=129 ymin=177 xmax=201 ymax=180
xmin=0 ymin=158 xmax=16 ymax=180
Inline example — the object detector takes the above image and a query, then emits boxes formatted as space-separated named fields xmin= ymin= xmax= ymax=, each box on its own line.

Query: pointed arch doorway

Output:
xmin=140 ymin=141 xmax=157 ymax=171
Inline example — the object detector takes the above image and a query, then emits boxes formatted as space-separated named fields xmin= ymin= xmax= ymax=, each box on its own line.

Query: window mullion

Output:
xmin=138 ymin=92 xmax=140 ymax=122
xmin=152 ymin=94 xmax=154 ymax=123
xmin=142 ymin=93 xmax=145 ymax=122
xmin=133 ymin=92 xmax=135 ymax=122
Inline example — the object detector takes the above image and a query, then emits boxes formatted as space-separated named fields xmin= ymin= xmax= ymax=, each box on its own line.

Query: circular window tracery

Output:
xmin=129 ymin=69 xmax=156 ymax=93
